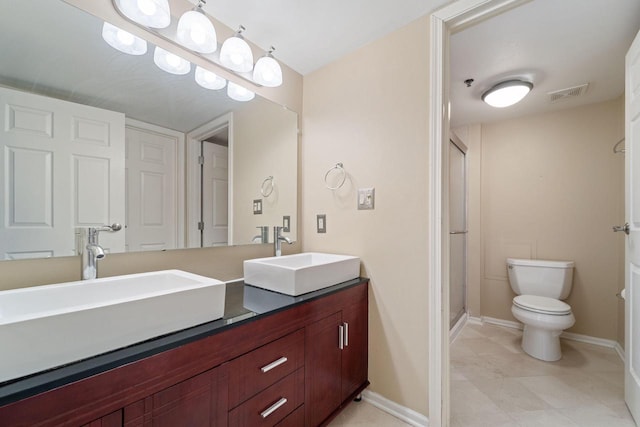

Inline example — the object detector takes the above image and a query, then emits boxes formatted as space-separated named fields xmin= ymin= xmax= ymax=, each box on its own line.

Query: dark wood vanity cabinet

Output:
xmin=305 ymin=298 xmax=368 ymax=427
xmin=0 ymin=280 xmax=368 ymax=427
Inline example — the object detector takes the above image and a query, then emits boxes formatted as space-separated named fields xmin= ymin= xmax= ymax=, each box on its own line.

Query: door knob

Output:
xmin=612 ymin=223 xmax=630 ymax=235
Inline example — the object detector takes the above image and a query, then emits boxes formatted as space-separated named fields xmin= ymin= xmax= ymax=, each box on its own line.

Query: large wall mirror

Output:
xmin=0 ymin=0 xmax=298 ymax=260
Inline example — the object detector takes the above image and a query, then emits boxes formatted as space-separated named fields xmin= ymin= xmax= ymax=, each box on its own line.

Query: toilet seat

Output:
xmin=513 ymin=295 xmax=571 ymax=315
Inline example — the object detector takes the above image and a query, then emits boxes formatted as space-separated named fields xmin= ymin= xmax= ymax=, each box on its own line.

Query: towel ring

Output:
xmin=324 ymin=163 xmax=346 ymax=190
xmin=261 ymin=176 xmax=274 ymax=197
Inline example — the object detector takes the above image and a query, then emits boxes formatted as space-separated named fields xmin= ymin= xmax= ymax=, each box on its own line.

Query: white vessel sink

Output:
xmin=243 ymin=253 xmax=360 ymax=296
xmin=0 ymin=270 xmax=226 ymax=383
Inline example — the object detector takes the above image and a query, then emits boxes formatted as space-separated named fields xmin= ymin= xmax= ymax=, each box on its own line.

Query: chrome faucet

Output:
xmin=273 ymin=226 xmax=292 ymax=256
xmin=80 ymin=224 xmax=122 ymax=280
xmin=252 ymin=226 xmax=269 ymax=243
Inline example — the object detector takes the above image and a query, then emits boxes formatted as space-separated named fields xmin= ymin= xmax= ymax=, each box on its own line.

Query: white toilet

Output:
xmin=506 ymin=258 xmax=575 ymax=362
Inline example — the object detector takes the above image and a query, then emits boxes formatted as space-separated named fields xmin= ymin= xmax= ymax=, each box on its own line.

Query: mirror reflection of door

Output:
xmin=449 ymin=137 xmax=468 ymax=329
xmin=201 ymin=129 xmax=229 ymax=247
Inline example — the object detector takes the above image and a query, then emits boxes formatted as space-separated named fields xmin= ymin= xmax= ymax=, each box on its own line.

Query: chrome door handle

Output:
xmin=449 ymin=230 xmax=468 ymax=235
xmin=613 ymin=223 xmax=630 ymax=235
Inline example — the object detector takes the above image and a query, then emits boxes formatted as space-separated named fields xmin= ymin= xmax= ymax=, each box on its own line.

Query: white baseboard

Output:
xmin=449 ymin=313 xmax=468 ymax=343
xmin=614 ymin=342 xmax=625 ymax=362
xmin=361 ymin=390 xmax=429 ymax=427
xmin=480 ymin=316 xmax=625 ymax=362
xmin=467 ymin=316 xmax=483 ymax=325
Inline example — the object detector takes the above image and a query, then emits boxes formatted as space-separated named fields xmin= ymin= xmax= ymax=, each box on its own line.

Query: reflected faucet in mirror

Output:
xmin=253 ymin=226 xmax=269 ymax=244
xmin=80 ymin=224 xmax=123 ymax=280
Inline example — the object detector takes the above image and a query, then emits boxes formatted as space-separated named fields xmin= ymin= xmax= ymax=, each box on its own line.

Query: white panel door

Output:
xmin=0 ymin=86 xmax=125 ymax=259
xmin=449 ymin=140 xmax=467 ymax=329
xmin=125 ymin=123 xmax=180 ymax=252
xmin=625 ymin=28 xmax=640 ymax=424
xmin=202 ymin=142 xmax=228 ymax=247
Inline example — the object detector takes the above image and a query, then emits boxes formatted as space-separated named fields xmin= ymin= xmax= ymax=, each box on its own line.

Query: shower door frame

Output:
xmin=449 ymin=135 xmax=468 ymax=330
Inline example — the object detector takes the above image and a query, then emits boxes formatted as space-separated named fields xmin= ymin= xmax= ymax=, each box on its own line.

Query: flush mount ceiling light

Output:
xmin=220 ymin=26 xmax=254 ymax=73
xmin=227 ymin=81 xmax=255 ymax=102
xmin=482 ymin=80 xmax=533 ymax=108
xmin=195 ymin=66 xmax=226 ymax=90
xmin=253 ymin=46 xmax=283 ymax=87
xmin=153 ymin=46 xmax=191 ymax=75
xmin=114 ymin=0 xmax=171 ymax=28
xmin=176 ymin=0 xmax=217 ymax=53
xmin=101 ymin=22 xmax=147 ymax=55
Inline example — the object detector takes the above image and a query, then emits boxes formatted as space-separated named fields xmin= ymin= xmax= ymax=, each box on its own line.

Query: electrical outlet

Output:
xmin=317 ymin=214 xmax=326 ymax=233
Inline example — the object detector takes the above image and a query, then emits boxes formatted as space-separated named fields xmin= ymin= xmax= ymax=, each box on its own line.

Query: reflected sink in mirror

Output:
xmin=243 ymin=253 xmax=360 ymax=296
xmin=0 ymin=270 xmax=225 ymax=383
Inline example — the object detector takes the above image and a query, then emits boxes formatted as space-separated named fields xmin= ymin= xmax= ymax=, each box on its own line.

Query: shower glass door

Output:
xmin=449 ymin=139 xmax=467 ymax=329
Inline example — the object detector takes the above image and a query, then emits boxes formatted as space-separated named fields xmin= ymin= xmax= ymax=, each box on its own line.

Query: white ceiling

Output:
xmin=201 ymin=0 xmax=450 ymax=76
xmin=203 ymin=0 xmax=640 ymax=127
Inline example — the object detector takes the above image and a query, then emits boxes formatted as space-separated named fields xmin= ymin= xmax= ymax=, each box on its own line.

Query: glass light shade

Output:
xmin=153 ymin=47 xmax=191 ymax=75
xmin=482 ymin=80 xmax=533 ymax=108
xmin=220 ymin=36 xmax=254 ymax=72
xmin=227 ymin=81 xmax=255 ymax=101
xmin=253 ymin=55 xmax=283 ymax=87
xmin=101 ymin=22 xmax=147 ymax=55
xmin=114 ymin=0 xmax=171 ymax=28
xmin=177 ymin=10 xmax=217 ymax=53
xmin=195 ymin=66 xmax=226 ymax=90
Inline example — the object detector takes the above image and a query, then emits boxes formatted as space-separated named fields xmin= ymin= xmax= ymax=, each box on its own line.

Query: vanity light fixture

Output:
xmin=482 ymin=79 xmax=533 ymax=108
xmin=253 ymin=46 xmax=283 ymax=87
xmin=176 ymin=0 xmax=217 ymax=54
xmin=114 ymin=0 xmax=171 ymax=29
xmin=227 ymin=81 xmax=255 ymax=101
xmin=101 ymin=22 xmax=147 ymax=55
xmin=220 ymin=26 xmax=254 ymax=73
xmin=153 ymin=46 xmax=191 ymax=75
xmin=195 ymin=66 xmax=226 ymax=90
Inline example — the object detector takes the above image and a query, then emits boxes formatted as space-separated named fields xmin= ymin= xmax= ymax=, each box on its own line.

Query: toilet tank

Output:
xmin=506 ymin=258 xmax=574 ymax=299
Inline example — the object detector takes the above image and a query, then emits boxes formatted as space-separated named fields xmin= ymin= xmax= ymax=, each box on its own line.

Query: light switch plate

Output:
xmin=317 ymin=214 xmax=326 ymax=233
xmin=283 ymin=215 xmax=290 ymax=232
xmin=357 ymin=188 xmax=375 ymax=210
xmin=253 ymin=199 xmax=262 ymax=215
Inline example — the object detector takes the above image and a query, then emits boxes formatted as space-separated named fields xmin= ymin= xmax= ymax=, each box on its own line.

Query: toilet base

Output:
xmin=521 ymin=325 xmax=562 ymax=361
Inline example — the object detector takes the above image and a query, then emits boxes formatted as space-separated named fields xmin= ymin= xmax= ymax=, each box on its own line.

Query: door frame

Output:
xmin=427 ymin=0 xmax=532 ymax=425
xmin=186 ymin=112 xmax=234 ymax=248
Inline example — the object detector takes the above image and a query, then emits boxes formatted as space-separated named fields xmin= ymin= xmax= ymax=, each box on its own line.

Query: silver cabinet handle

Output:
xmin=344 ymin=322 xmax=349 ymax=347
xmin=260 ymin=356 xmax=288 ymax=373
xmin=261 ymin=397 xmax=287 ymax=418
xmin=449 ymin=230 xmax=468 ymax=235
xmin=339 ymin=324 xmax=344 ymax=350
xmin=613 ymin=223 xmax=630 ymax=235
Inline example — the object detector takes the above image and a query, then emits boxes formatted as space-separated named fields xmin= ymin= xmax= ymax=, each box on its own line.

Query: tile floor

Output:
xmin=330 ymin=322 xmax=637 ymax=426
xmin=450 ymin=322 xmax=636 ymax=427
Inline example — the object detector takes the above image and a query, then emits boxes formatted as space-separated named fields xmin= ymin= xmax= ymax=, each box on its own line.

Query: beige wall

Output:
xmin=301 ymin=16 xmax=431 ymax=415
xmin=464 ymin=98 xmax=625 ymax=341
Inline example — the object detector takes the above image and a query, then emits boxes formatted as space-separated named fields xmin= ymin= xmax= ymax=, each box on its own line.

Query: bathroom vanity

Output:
xmin=0 ymin=278 xmax=369 ymax=426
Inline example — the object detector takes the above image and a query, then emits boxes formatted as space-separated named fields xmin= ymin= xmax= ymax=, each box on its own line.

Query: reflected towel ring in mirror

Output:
xmin=324 ymin=163 xmax=346 ymax=190
xmin=261 ymin=176 xmax=275 ymax=197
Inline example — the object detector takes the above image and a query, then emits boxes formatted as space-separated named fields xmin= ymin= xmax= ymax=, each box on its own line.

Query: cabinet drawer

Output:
xmin=228 ymin=329 xmax=304 ymax=408
xmin=228 ymin=368 xmax=304 ymax=427
xmin=274 ymin=404 xmax=304 ymax=427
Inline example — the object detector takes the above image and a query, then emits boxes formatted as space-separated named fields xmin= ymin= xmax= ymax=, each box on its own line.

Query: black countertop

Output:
xmin=0 ymin=278 xmax=367 ymax=406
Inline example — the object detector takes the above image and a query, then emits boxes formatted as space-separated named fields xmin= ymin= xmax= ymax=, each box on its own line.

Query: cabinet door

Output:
xmin=124 ymin=367 xmax=226 ymax=426
xmin=305 ymin=312 xmax=342 ymax=427
xmin=341 ymin=298 xmax=368 ymax=401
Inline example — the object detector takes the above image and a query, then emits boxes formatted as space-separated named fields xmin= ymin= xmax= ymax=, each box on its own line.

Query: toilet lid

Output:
xmin=513 ymin=295 xmax=572 ymax=315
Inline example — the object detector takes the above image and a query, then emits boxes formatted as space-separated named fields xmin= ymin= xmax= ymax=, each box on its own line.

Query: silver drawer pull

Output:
xmin=260 ymin=397 xmax=288 ymax=418
xmin=344 ymin=322 xmax=349 ymax=347
xmin=260 ymin=356 xmax=288 ymax=373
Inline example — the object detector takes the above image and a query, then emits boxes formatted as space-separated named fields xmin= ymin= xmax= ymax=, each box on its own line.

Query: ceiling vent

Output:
xmin=547 ymin=83 xmax=589 ymax=102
